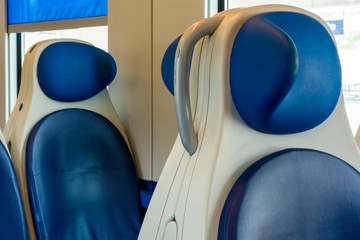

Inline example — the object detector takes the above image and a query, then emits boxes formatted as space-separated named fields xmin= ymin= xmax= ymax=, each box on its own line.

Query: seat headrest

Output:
xmin=37 ymin=41 xmax=117 ymax=102
xmin=230 ymin=11 xmax=341 ymax=134
xmin=161 ymin=35 xmax=182 ymax=95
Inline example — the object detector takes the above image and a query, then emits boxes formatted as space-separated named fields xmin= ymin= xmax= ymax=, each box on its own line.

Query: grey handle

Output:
xmin=174 ymin=17 xmax=223 ymax=155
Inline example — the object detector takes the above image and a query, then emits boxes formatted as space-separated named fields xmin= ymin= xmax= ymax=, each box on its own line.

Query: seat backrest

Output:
xmin=4 ymin=39 xmax=142 ymax=240
xmin=0 ymin=133 xmax=27 ymax=240
xmin=139 ymin=5 xmax=360 ymax=240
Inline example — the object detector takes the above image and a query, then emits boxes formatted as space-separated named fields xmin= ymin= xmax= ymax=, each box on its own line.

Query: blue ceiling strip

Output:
xmin=7 ymin=0 xmax=107 ymax=25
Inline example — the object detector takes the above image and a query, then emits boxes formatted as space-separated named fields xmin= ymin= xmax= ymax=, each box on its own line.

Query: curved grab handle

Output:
xmin=174 ymin=17 xmax=223 ymax=155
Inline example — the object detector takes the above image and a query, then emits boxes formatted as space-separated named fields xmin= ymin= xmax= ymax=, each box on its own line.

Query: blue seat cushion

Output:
xmin=218 ymin=149 xmax=360 ymax=240
xmin=37 ymin=42 xmax=117 ymax=102
xmin=26 ymin=109 xmax=142 ymax=240
xmin=0 ymin=142 xmax=28 ymax=240
xmin=230 ymin=12 xmax=341 ymax=134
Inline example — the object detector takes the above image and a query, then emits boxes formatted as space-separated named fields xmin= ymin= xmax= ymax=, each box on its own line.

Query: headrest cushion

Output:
xmin=161 ymin=35 xmax=182 ymax=95
xmin=230 ymin=12 xmax=341 ymax=134
xmin=37 ymin=42 xmax=117 ymax=102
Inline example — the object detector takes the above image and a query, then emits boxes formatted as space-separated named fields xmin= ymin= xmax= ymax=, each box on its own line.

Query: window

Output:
xmin=23 ymin=26 xmax=108 ymax=55
xmin=226 ymin=0 xmax=360 ymax=134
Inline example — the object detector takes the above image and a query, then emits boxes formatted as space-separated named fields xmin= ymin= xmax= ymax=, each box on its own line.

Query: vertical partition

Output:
xmin=108 ymin=0 xmax=204 ymax=181
xmin=108 ymin=1 xmax=153 ymax=180
xmin=152 ymin=0 xmax=204 ymax=180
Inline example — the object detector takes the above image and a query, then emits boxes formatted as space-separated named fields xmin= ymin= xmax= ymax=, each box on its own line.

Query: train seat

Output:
xmin=4 ymin=39 xmax=142 ymax=240
xmin=0 ymin=131 xmax=27 ymax=239
xmin=139 ymin=5 xmax=360 ymax=240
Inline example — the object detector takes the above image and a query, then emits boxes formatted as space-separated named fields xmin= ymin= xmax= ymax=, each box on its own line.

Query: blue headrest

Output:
xmin=37 ymin=42 xmax=117 ymax=102
xmin=161 ymin=35 xmax=182 ymax=95
xmin=218 ymin=149 xmax=360 ymax=239
xmin=230 ymin=12 xmax=341 ymax=134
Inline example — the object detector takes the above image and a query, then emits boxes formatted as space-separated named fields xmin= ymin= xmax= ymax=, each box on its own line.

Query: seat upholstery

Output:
xmin=218 ymin=149 xmax=360 ymax=240
xmin=4 ymin=39 xmax=142 ymax=240
xmin=139 ymin=5 xmax=360 ymax=240
xmin=216 ymin=11 xmax=360 ymax=239
xmin=0 ymin=135 xmax=27 ymax=240
xmin=230 ymin=12 xmax=341 ymax=134
xmin=26 ymin=109 xmax=141 ymax=239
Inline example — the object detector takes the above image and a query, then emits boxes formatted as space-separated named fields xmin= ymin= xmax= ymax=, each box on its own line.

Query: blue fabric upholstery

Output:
xmin=37 ymin=42 xmax=116 ymax=102
xmin=139 ymin=180 xmax=157 ymax=208
xmin=161 ymin=35 xmax=182 ymax=95
xmin=0 ymin=142 xmax=28 ymax=240
xmin=218 ymin=149 xmax=360 ymax=240
xmin=7 ymin=0 xmax=107 ymax=25
xmin=230 ymin=12 xmax=341 ymax=134
xmin=26 ymin=109 xmax=142 ymax=240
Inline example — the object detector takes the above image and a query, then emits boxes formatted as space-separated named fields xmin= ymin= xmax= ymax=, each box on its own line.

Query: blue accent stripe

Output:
xmin=7 ymin=0 xmax=107 ymax=25
xmin=139 ymin=190 xmax=153 ymax=209
xmin=139 ymin=179 xmax=157 ymax=191
xmin=35 ymin=213 xmax=41 ymax=223
xmin=139 ymin=180 xmax=157 ymax=208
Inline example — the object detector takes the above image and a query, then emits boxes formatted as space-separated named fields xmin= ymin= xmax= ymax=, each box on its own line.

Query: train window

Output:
xmin=23 ymin=26 xmax=108 ymax=55
xmin=226 ymin=0 xmax=360 ymax=134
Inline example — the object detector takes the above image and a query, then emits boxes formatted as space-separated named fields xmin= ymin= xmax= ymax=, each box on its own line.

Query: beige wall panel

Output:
xmin=108 ymin=0 xmax=152 ymax=180
xmin=152 ymin=0 xmax=204 ymax=180
xmin=0 ymin=0 xmax=7 ymax=129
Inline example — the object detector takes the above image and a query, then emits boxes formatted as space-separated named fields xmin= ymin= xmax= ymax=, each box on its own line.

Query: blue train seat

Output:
xmin=4 ymin=39 xmax=142 ymax=240
xmin=0 ymin=133 xmax=27 ymax=239
xmin=139 ymin=5 xmax=360 ymax=240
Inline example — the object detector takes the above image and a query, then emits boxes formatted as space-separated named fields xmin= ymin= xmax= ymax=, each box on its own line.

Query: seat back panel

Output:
xmin=26 ymin=109 xmax=142 ymax=240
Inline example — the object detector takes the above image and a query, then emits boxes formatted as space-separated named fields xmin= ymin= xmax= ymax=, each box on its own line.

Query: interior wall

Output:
xmin=108 ymin=0 xmax=152 ymax=180
xmin=152 ymin=0 xmax=204 ymax=180
xmin=108 ymin=0 xmax=204 ymax=181
xmin=0 ymin=0 xmax=7 ymax=129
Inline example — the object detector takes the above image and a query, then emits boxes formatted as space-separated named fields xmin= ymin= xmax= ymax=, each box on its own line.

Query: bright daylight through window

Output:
xmin=23 ymin=26 xmax=108 ymax=56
